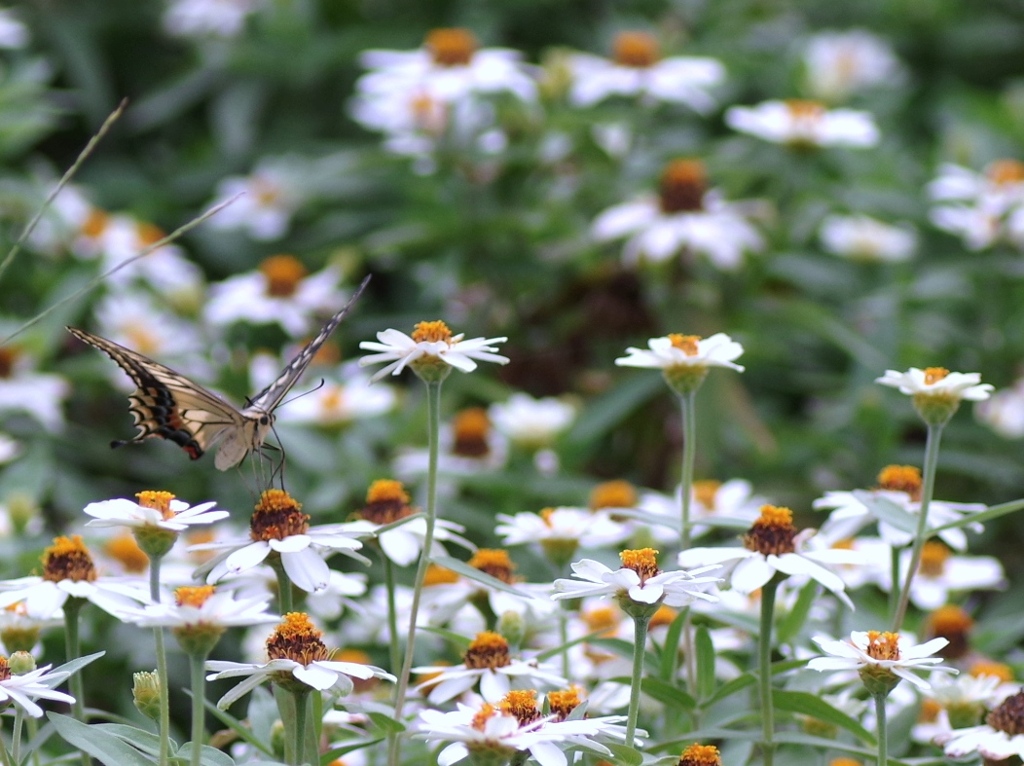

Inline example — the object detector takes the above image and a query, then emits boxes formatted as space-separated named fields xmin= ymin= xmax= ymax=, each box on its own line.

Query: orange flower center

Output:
xmin=547 ymin=687 xmax=581 ymax=720
xmin=136 ymin=222 xmax=166 ymax=247
xmin=259 ymin=255 xmax=307 ymax=298
xmin=175 ymin=585 xmax=216 ymax=608
xmin=986 ymin=159 xmax=1024 ymax=186
xmin=463 ymin=631 xmax=511 ymax=670
xmin=668 ymin=333 xmax=702 ymax=355
xmin=693 ymin=480 xmax=721 ymax=510
xmin=0 ymin=347 xmax=18 ymax=378
xmin=612 ymin=31 xmax=660 ymax=68
xmin=452 ymin=407 xmax=491 ymax=458
xmin=927 ymin=604 xmax=974 ymax=635
xmin=411 ymin=320 xmax=453 ymax=344
xmin=918 ymin=698 xmax=942 ymax=724
xmin=136 ymin=490 xmax=176 ymax=520
xmin=266 ymin=612 xmax=330 ymax=665
xmin=423 ymin=564 xmax=460 ymax=586
xmin=499 ymin=689 xmax=541 ymax=725
xmin=425 ymin=28 xmax=478 ymax=67
xmin=250 ymin=489 xmax=309 ymax=542
xmin=469 ymin=549 xmax=517 ymax=584
xmin=864 ymin=630 xmax=901 ymax=661
xmin=620 ymin=547 xmax=660 ymax=583
xmin=785 ymin=99 xmax=826 ymax=120
xmin=918 ymin=541 xmax=950 ymax=577
xmin=42 ymin=535 xmax=97 ymax=583
xmin=659 ymin=160 xmax=707 ymax=213
xmin=923 ymin=367 xmax=949 ymax=385
xmin=104 ymin=534 xmax=149 ymax=573
xmin=589 ymin=480 xmax=637 ymax=510
xmin=358 ymin=479 xmax=414 ymax=525
xmin=80 ymin=209 xmax=110 ymax=239
xmin=970 ymin=660 xmax=1014 ymax=683
xmin=471 ymin=703 xmax=496 ymax=731
xmin=679 ymin=744 xmax=722 ymax=766
xmin=582 ymin=605 xmax=621 ymax=636
xmin=876 ymin=464 xmax=922 ymax=500
xmin=743 ymin=505 xmax=797 ymax=556
xmin=650 ymin=604 xmax=677 ymax=628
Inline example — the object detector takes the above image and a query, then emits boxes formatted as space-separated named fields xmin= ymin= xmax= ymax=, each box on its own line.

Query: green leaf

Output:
xmin=535 ymin=628 xmax=607 ymax=663
xmin=639 ymin=676 xmax=696 ymax=711
xmin=201 ymin=694 xmax=275 ymax=757
xmin=929 ymin=498 xmax=1024 ymax=534
xmin=857 ymin=493 xmax=917 ymax=535
xmin=657 ymin=610 xmax=687 ymax=681
xmin=773 ymin=731 xmax=913 ymax=765
xmin=602 ymin=743 xmax=643 ymax=766
xmin=367 ymin=711 xmax=406 ymax=735
xmin=694 ymin=625 xmax=716 ymax=701
xmin=777 ymin=580 xmax=818 ymax=644
xmin=175 ymin=742 xmax=237 ymax=766
xmin=48 ymin=714 xmax=153 ymax=766
xmin=772 ymin=690 xmax=877 ymax=746
xmin=93 ymin=723 xmax=162 ymax=756
xmin=702 ymin=659 xmax=808 ymax=706
xmin=417 ymin=625 xmax=473 ymax=652
xmin=431 ymin=555 xmax=527 ymax=596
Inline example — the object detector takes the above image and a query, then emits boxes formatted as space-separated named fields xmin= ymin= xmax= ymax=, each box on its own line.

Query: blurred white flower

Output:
xmin=819 ymin=214 xmax=916 ymax=262
xmin=120 ymin=585 xmax=278 ymax=631
xmin=207 ymin=160 xmax=303 ymax=240
xmin=258 ymin=359 xmax=397 ymax=426
xmin=976 ymin=378 xmax=1024 ymax=438
xmin=394 ymin=407 xmax=509 ymax=480
xmin=887 ymin=542 xmax=1004 ymax=610
xmin=84 ymin=491 xmax=227 ymax=534
xmin=489 ymin=393 xmax=576 ymax=450
xmin=939 ymin=690 xmax=1024 ymax=760
xmin=876 ymin=367 xmax=993 ymax=401
xmin=204 ymin=255 xmax=347 ymax=337
xmin=616 ymin=333 xmax=744 ymax=372
xmin=726 ymin=99 xmax=879 ymax=148
xmin=567 ymin=31 xmax=725 ymax=112
xmin=496 ymin=507 xmax=626 ymax=555
xmin=809 ymin=630 xmax=956 ymax=691
xmin=637 ymin=478 xmax=765 ymax=544
xmin=359 ymin=320 xmax=508 ymax=382
xmin=802 ymin=30 xmax=903 ymax=102
xmin=592 ymin=159 xmax=763 ymax=269
xmin=163 ymin=0 xmax=258 ymax=39
xmin=0 ymin=347 xmax=68 ymax=432
xmin=0 ymin=9 xmax=29 ymax=49
xmin=928 ymin=160 xmax=1024 ymax=250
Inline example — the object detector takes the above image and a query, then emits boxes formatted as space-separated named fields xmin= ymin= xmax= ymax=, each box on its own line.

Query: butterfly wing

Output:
xmin=246 ymin=274 xmax=371 ymax=413
xmin=67 ymin=327 xmax=252 ymax=466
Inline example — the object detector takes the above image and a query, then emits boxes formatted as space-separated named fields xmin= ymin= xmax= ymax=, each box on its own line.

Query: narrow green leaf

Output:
xmin=858 ymin=493 xmax=917 ymax=534
xmin=639 ymin=676 xmax=696 ymax=711
xmin=535 ymin=628 xmax=606 ymax=662
xmin=658 ymin=610 xmax=687 ymax=681
xmin=417 ymin=625 xmax=473 ymax=652
xmin=694 ymin=625 xmax=716 ymax=701
xmin=772 ymin=690 xmax=876 ymax=745
xmin=175 ymin=742 xmax=236 ymax=766
xmin=702 ymin=659 xmax=808 ymax=706
xmin=773 ymin=731 xmax=913 ymax=765
xmin=777 ymin=580 xmax=817 ymax=644
xmin=367 ymin=711 xmax=406 ymax=735
xmin=602 ymin=743 xmax=643 ymax=766
xmin=48 ymin=714 xmax=153 ymax=766
xmin=93 ymin=723 xmax=162 ymax=756
xmin=432 ymin=555 xmax=527 ymax=596
xmin=929 ymin=498 xmax=1024 ymax=533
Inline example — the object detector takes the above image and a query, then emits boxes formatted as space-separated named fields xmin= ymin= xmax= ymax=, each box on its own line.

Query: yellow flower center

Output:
xmin=927 ymin=604 xmax=974 ymax=635
xmin=175 ymin=585 xmax=216 ymax=608
xmin=250 ymin=489 xmax=309 ymax=542
xmin=452 ymin=407 xmax=491 ymax=458
xmin=136 ymin=222 xmax=166 ymax=247
xmin=0 ymin=656 xmax=9 ymax=683
xmin=589 ymin=480 xmax=637 ymax=511
xmin=425 ymin=28 xmax=478 ymax=67
xmin=650 ymin=604 xmax=677 ymax=628
xmin=463 ymin=631 xmax=511 ymax=670
xmin=612 ymin=31 xmax=660 ymax=68
xmin=136 ymin=490 xmax=176 ymax=520
xmin=358 ymin=479 xmax=414 ymax=525
xmin=876 ymin=465 xmax=922 ymax=500
xmin=785 ymin=99 xmax=826 ymax=120
xmin=864 ymin=630 xmax=901 ymax=661
xmin=987 ymin=159 xmax=1024 ymax=186
xmin=499 ymin=689 xmax=540 ymax=725
xmin=259 ymin=255 xmax=307 ymax=298
xmin=693 ymin=480 xmax=721 ymax=510
xmin=923 ymin=367 xmax=949 ymax=385
xmin=42 ymin=535 xmax=97 ymax=583
xmin=469 ymin=549 xmax=517 ymax=584
xmin=335 ymin=648 xmax=377 ymax=692
xmin=582 ymin=605 xmax=621 ymax=636
xmin=918 ymin=698 xmax=941 ymax=724
xmin=410 ymin=91 xmax=445 ymax=133
xmin=828 ymin=759 xmax=863 ymax=766
xmin=265 ymin=612 xmax=330 ymax=665
xmin=659 ymin=160 xmax=707 ymax=213
xmin=471 ymin=703 xmax=497 ymax=731
xmin=411 ymin=320 xmax=453 ymax=344
xmin=679 ymin=744 xmax=722 ymax=766
xmin=970 ymin=660 xmax=1014 ymax=682
xmin=0 ymin=347 xmax=18 ymax=379
xmin=104 ymin=534 xmax=149 ymax=573
xmin=918 ymin=541 xmax=950 ymax=577
xmin=80 ymin=209 xmax=110 ymax=239
xmin=547 ymin=687 xmax=581 ymax=720
xmin=422 ymin=564 xmax=460 ymax=586
xmin=668 ymin=333 xmax=702 ymax=356
xmin=743 ymin=505 xmax=798 ymax=556
xmin=620 ymin=547 xmax=659 ymax=583
xmin=987 ymin=690 xmax=1024 ymax=736
xmin=253 ymin=177 xmax=281 ymax=206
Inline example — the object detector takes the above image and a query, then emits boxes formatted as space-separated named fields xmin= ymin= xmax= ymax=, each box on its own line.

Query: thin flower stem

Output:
xmin=887 ymin=546 xmax=900 ymax=624
xmin=874 ymin=692 xmax=888 ymax=766
xmin=272 ymin=557 xmax=295 ymax=614
xmin=291 ymin=690 xmax=310 ymax=766
xmin=25 ymin=717 xmax=40 ymax=766
xmin=0 ymin=732 xmax=13 ymax=766
xmin=759 ymin=575 xmax=783 ymax=766
xmin=11 ymin=709 xmax=22 ymax=765
xmin=678 ymin=391 xmax=697 ymax=553
xmin=383 ymin=553 xmax=402 ymax=686
xmin=150 ymin=557 xmax=171 ymax=766
xmin=558 ymin=603 xmax=571 ymax=680
xmin=891 ymin=423 xmax=944 ymax=632
xmin=63 ymin=597 xmax=90 ymax=766
xmin=189 ymin=654 xmax=207 ymax=766
xmin=389 ymin=379 xmax=443 ymax=766
xmin=625 ymin=610 xmax=653 ymax=749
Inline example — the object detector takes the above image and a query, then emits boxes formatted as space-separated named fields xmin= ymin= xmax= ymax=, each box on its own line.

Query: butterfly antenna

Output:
xmin=280 ymin=379 xmax=326 ymax=409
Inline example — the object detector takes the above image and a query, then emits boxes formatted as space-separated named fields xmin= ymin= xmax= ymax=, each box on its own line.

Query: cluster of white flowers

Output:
xmin=928 ymin=160 xmax=1024 ymax=251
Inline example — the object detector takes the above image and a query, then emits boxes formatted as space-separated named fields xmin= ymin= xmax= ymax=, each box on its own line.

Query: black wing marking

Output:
xmin=67 ymin=327 xmax=246 ymax=460
xmin=247 ymin=274 xmax=371 ymax=412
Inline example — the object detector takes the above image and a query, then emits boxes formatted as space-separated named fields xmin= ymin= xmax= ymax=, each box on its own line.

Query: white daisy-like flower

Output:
xmin=119 ymin=584 xmax=277 ymax=630
xmin=976 ymin=379 xmax=1024 ymax=438
xmin=637 ymin=478 xmax=765 ymax=544
xmin=678 ymin=505 xmax=861 ymax=609
xmin=928 ymin=160 xmax=1024 ymax=214
xmin=0 ymin=9 xmax=29 ymax=49
xmin=939 ymin=688 xmax=1024 ymax=760
xmin=496 ymin=507 xmax=627 ymax=566
xmin=0 ymin=433 xmax=20 ymax=465
xmin=162 ymin=0 xmax=259 ymax=38
xmin=808 ymin=630 xmax=956 ymax=691
xmin=205 ymin=612 xmax=394 ymax=708
xmin=0 ymin=660 xmax=76 ymax=719
xmin=0 ymin=346 xmax=68 ymax=432
xmin=552 ymin=548 xmax=720 ymax=608
xmin=819 ymin=214 xmax=916 ymax=262
xmin=725 ymin=99 xmax=880 ymax=148
xmin=913 ymin=672 xmax=1012 ymax=745
xmin=413 ymin=630 xmax=567 ymax=703
xmin=255 ymin=358 xmax=397 ymax=426
xmin=566 ymin=30 xmax=725 ymax=112
xmin=207 ymin=159 xmax=303 ymax=241
xmin=592 ymin=159 xmax=763 ymax=270
xmin=359 ymin=320 xmax=508 ymax=382
xmin=886 ymin=542 xmax=1004 ymax=610
xmin=802 ymin=29 xmax=903 ymax=102
xmin=489 ymin=393 xmax=576 ymax=450
xmin=92 ymin=290 xmax=208 ymax=364
xmin=876 ymin=367 xmax=993 ymax=401
xmin=616 ymin=332 xmax=744 ymax=372
xmin=84 ymin=490 xmax=228 ymax=534
xmin=192 ymin=490 xmax=366 ymax=594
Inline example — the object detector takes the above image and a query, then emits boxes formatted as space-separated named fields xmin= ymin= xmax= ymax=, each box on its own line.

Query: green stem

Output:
xmin=272 ymin=557 xmax=295 ymax=614
xmin=389 ymin=379 xmax=443 ymax=766
xmin=383 ymin=553 xmax=401 ymax=686
xmin=189 ymin=653 xmax=208 ymax=766
xmin=887 ymin=546 xmax=900 ymax=625
xmin=291 ymin=690 xmax=310 ymax=766
xmin=875 ymin=693 xmax=888 ymax=766
xmin=678 ymin=391 xmax=697 ymax=553
xmin=63 ymin=597 xmax=90 ymax=766
xmin=150 ymin=557 xmax=171 ymax=766
xmin=0 ymin=732 xmax=13 ymax=766
xmin=25 ymin=716 xmax=40 ymax=766
xmin=558 ymin=603 xmax=570 ymax=680
xmin=11 ymin=709 xmax=22 ymax=765
xmin=625 ymin=610 xmax=653 ymax=749
xmin=759 ymin=575 xmax=783 ymax=766
xmin=891 ymin=423 xmax=944 ymax=632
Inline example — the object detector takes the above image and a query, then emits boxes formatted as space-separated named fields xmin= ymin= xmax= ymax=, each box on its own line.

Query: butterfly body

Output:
xmin=68 ymin=274 xmax=370 ymax=470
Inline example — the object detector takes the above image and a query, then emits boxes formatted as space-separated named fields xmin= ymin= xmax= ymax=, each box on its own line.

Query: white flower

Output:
xmin=0 ymin=348 xmax=68 ymax=432
xmin=637 ymin=478 xmax=765 ymax=544
xmin=496 ymin=508 xmax=626 ymax=552
xmin=726 ymin=99 xmax=879 ymax=147
xmin=928 ymin=161 xmax=1024 ymax=214
xmin=0 ymin=9 xmax=29 ymax=49
xmin=615 ymin=333 xmax=744 ymax=372
xmin=886 ymin=543 xmax=1004 ymax=610
xmin=976 ymin=379 xmax=1024 ymax=438
xmin=0 ymin=573 xmax=147 ymax=620
xmin=346 ymin=515 xmax=474 ymax=568
xmin=819 ymin=214 xmax=916 ymax=262
xmin=204 ymin=256 xmax=347 ymax=337
xmin=359 ymin=321 xmax=508 ymax=382
xmin=552 ymin=550 xmax=720 ymax=608
xmin=207 ymin=160 xmax=303 ymax=240
xmin=262 ymin=360 xmax=397 ymax=426
xmin=592 ymin=159 xmax=762 ymax=269
xmin=0 ymin=662 xmax=76 ymax=718
xmin=678 ymin=506 xmax=860 ymax=608
xmin=802 ymin=30 xmax=903 ymax=102
xmin=163 ymin=0 xmax=259 ymax=38
xmin=489 ymin=393 xmax=576 ymax=450
xmin=876 ymin=367 xmax=993 ymax=401
xmin=939 ymin=690 xmax=1024 ymax=759
xmin=120 ymin=586 xmax=278 ymax=630
xmin=808 ymin=630 xmax=956 ymax=690
xmin=567 ymin=31 xmax=725 ymax=112
xmin=84 ymin=492 xmax=228 ymax=533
